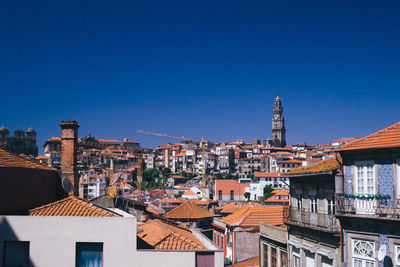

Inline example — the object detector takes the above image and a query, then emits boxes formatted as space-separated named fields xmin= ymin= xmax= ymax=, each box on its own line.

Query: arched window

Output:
xmin=352 ymin=239 xmax=375 ymax=267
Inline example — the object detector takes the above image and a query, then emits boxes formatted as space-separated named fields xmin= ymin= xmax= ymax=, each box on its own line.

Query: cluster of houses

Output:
xmin=2 ymin=119 xmax=400 ymax=267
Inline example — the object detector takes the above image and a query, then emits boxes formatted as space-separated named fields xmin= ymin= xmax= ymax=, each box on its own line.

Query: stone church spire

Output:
xmin=272 ymin=95 xmax=286 ymax=147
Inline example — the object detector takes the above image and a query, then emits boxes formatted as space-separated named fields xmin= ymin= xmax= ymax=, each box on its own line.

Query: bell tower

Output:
xmin=271 ymin=96 xmax=286 ymax=147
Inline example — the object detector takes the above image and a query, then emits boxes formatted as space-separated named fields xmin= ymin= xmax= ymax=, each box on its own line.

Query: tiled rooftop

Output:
xmin=165 ymin=201 xmax=214 ymax=220
xmin=0 ymin=148 xmax=53 ymax=170
xmin=233 ymin=257 xmax=259 ymax=267
xmin=138 ymin=219 xmax=207 ymax=250
xmin=264 ymin=190 xmax=289 ymax=203
xmin=254 ymin=172 xmax=280 ymax=178
xmin=29 ymin=196 xmax=117 ymax=217
xmin=340 ymin=122 xmax=400 ymax=151
xmin=215 ymin=202 xmax=243 ymax=214
xmin=222 ymin=203 xmax=287 ymax=227
xmin=285 ymin=157 xmax=341 ymax=175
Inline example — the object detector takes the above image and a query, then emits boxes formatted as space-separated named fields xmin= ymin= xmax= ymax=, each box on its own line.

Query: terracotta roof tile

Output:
xmin=29 ymin=196 xmax=116 ymax=217
xmin=147 ymin=207 xmax=164 ymax=215
xmin=138 ymin=219 xmax=207 ymax=250
xmin=216 ymin=202 xmax=243 ymax=214
xmin=233 ymin=257 xmax=259 ymax=267
xmin=222 ymin=203 xmax=287 ymax=227
xmin=0 ymin=148 xmax=53 ymax=170
xmin=165 ymin=201 xmax=214 ymax=220
xmin=264 ymin=190 xmax=289 ymax=203
xmin=340 ymin=122 xmax=400 ymax=151
xmin=286 ymin=157 xmax=341 ymax=175
xmin=182 ymin=190 xmax=197 ymax=196
xmin=254 ymin=172 xmax=280 ymax=178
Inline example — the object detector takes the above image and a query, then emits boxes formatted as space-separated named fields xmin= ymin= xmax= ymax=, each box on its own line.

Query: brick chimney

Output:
xmin=60 ymin=120 xmax=80 ymax=196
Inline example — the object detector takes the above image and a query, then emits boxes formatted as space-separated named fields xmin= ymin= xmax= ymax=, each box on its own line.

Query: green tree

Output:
xmin=162 ymin=167 xmax=172 ymax=178
xmin=174 ymin=191 xmax=184 ymax=198
xmin=244 ymin=192 xmax=251 ymax=201
xmin=142 ymin=168 xmax=159 ymax=183
xmin=263 ymin=184 xmax=275 ymax=199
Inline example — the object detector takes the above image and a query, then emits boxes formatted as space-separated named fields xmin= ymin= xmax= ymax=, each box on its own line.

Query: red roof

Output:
xmin=165 ymin=201 xmax=214 ymax=220
xmin=340 ymin=122 xmax=400 ymax=151
xmin=254 ymin=172 xmax=280 ymax=178
xmin=222 ymin=203 xmax=287 ymax=227
xmin=29 ymin=196 xmax=116 ymax=217
xmin=0 ymin=148 xmax=53 ymax=170
xmin=138 ymin=219 xmax=207 ymax=250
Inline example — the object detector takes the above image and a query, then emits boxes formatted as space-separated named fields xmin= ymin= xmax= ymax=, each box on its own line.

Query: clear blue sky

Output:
xmin=1 ymin=1 xmax=399 ymax=152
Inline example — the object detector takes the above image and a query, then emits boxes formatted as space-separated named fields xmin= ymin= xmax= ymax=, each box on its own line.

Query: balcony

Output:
xmin=289 ymin=208 xmax=339 ymax=232
xmin=335 ymin=194 xmax=400 ymax=220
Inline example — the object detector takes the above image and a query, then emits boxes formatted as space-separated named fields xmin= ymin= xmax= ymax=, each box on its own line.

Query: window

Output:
xmin=220 ymin=236 xmax=223 ymax=248
xmin=218 ymin=190 xmax=222 ymax=200
xmin=327 ymin=193 xmax=335 ymax=215
xmin=397 ymin=160 xmax=400 ymax=199
xmin=352 ymin=239 xmax=375 ymax=267
xmin=293 ymin=247 xmax=301 ymax=267
xmin=297 ymin=194 xmax=302 ymax=211
xmin=3 ymin=241 xmax=30 ymax=267
xmin=230 ymin=190 xmax=234 ymax=200
xmin=355 ymin=161 xmax=375 ymax=195
xmin=281 ymin=250 xmax=288 ymax=267
xmin=311 ymin=196 xmax=317 ymax=213
xmin=271 ymin=247 xmax=277 ymax=267
xmin=76 ymin=242 xmax=103 ymax=267
xmin=263 ymin=244 xmax=268 ymax=267
xmin=395 ymin=244 xmax=400 ymax=266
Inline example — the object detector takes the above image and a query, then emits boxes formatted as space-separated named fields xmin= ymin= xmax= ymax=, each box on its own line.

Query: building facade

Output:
xmin=337 ymin=122 xmax=400 ymax=267
xmin=285 ymin=157 xmax=341 ymax=267
xmin=0 ymin=126 xmax=38 ymax=156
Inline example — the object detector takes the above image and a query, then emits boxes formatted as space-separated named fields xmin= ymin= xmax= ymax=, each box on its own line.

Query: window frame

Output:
xmin=354 ymin=161 xmax=375 ymax=195
xmin=397 ymin=160 xmax=400 ymax=199
xmin=3 ymin=241 xmax=30 ymax=267
xmin=270 ymin=246 xmax=277 ymax=267
xmin=310 ymin=196 xmax=318 ymax=213
xmin=293 ymin=249 xmax=301 ymax=267
xmin=351 ymin=239 xmax=375 ymax=267
xmin=395 ymin=244 xmax=400 ymax=266
xmin=75 ymin=242 xmax=104 ymax=267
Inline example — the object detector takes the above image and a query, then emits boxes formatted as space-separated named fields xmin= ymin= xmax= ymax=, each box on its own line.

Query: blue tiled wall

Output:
xmin=378 ymin=162 xmax=394 ymax=201
xmin=345 ymin=165 xmax=352 ymax=193
xmin=379 ymin=234 xmax=389 ymax=267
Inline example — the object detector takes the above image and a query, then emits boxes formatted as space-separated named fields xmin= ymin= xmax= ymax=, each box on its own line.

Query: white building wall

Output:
xmin=0 ymin=216 xmax=224 ymax=267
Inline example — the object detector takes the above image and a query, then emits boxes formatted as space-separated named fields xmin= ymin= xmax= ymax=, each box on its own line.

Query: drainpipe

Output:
xmin=258 ymin=236 xmax=261 ymax=267
xmin=338 ymin=152 xmax=344 ymax=264
xmin=340 ymin=225 xmax=344 ymax=263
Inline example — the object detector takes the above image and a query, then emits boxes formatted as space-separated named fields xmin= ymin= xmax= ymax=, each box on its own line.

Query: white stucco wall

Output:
xmin=0 ymin=216 xmax=224 ymax=267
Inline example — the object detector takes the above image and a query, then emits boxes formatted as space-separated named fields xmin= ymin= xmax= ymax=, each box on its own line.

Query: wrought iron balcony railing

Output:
xmin=335 ymin=193 xmax=400 ymax=220
xmin=289 ymin=208 xmax=339 ymax=232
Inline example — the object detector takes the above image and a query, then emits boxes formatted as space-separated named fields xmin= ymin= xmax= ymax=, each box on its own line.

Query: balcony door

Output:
xmin=354 ymin=162 xmax=376 ymax=215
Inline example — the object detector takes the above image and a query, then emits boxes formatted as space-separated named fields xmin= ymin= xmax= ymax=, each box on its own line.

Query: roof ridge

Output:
xmin=341 ymin=122 xmax=400 ymax=150
xmin=0 ymin=148 xmax=54 ymax=170
xmin=29 ymin=196 xmax=75 ymax=212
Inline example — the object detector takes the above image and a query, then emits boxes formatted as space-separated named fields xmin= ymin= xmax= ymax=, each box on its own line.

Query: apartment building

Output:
xmin=285 ymin=157 xmax=341 ymax=267
xmin=337 ymin=122 xmax=400 ymax=267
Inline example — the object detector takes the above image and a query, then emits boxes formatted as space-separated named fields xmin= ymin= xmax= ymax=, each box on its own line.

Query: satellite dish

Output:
xmin=378 ymin=245 xmax=387 ymax=261
xmin=62 ymin=178 xmax=72 ymax=193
